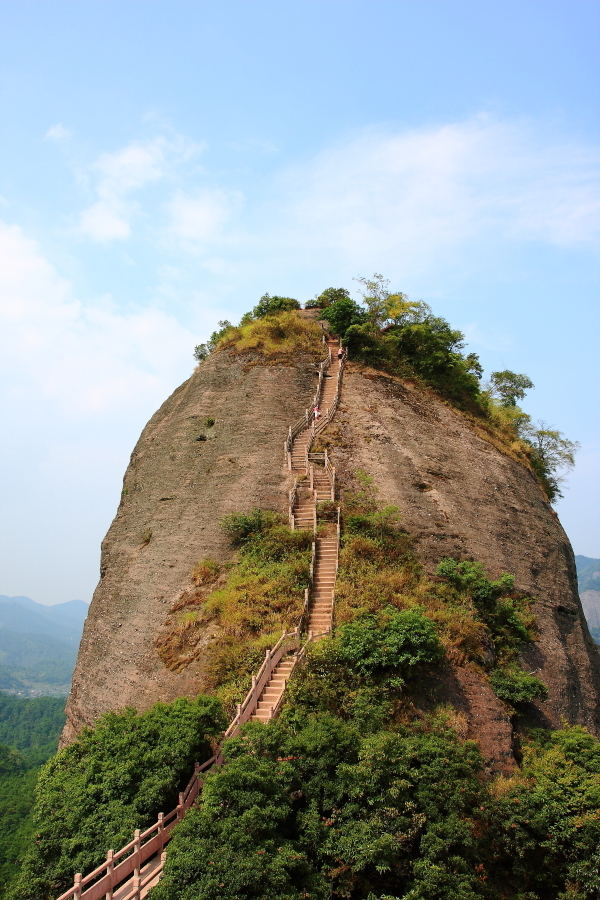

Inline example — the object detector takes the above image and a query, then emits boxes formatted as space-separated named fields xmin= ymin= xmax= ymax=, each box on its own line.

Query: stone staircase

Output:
xmin=55 ymin=335 xmax=345 ymax=900
xmin=250 ymin=338 xmax=343 ymax=721
xmin=308 ymin=537 xmax=338 ymax=634
xmin=251 ymin=653 xmax=296 ymax=722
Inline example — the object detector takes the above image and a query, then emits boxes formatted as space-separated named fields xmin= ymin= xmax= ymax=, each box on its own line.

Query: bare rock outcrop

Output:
xmin=332 ymin=365 xmax=600 ymax=762
xmin=62 ymin=349 xmax=317 ymax=744
xmin=63 ymin=355 xmax=600 ymax=769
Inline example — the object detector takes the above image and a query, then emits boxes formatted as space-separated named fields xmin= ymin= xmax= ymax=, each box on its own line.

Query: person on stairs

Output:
xmin=337 ymin=346 xmax=343 ymax=360
xmin=314 ymin=405 xmax=321 ymax=420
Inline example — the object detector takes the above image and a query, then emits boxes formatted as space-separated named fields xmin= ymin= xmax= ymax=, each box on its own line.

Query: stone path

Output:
xmin=249 ymin=339 xmax=342 ymax=722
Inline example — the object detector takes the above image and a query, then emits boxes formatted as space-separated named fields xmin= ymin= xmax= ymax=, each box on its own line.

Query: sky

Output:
xmin=0 ymin=0 xmax=598 ymax=605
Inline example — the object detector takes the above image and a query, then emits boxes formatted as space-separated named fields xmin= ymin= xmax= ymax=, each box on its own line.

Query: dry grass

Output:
xmin=218 ymin=311 xmax=324 ymax=362
xmin=155 ymin=517 xmax=312 ymax=715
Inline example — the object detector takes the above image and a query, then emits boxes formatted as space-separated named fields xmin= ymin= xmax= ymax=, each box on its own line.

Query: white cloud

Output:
xmin=259 ymin=116 xmax=600 ymax=277
xmin=167 ymin=188 xmax=243 ymax=244
xmin=0 ymin=220 xmax=196 ymax=414
xmin=45 ymin=123 xmax=71 ymax=141
xmin=78 ymin=136 xmax=201 ymax=243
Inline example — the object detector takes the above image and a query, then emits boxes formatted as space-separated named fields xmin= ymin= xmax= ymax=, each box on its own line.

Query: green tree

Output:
xmin=305 ymin=287 xmax=350 ymax=309
xmin=521 ymin=421 xmax=579 ymax=501
xmin=354 ymin=272 xmax=393 ymax=326
xmin=252 ymin=294 xmax=300 ymax=319
xmin=193 ymin=321 xmax=234 ymax=362
xmin=489 ymin=667 xmax=548 ymax=706
xmin=9 ymin=697 xmax=225 ymax=900
xmin=488 ymin=370 xmax=534 ymax=407
xmin=319 ymin=296 xmax=367 ymax=339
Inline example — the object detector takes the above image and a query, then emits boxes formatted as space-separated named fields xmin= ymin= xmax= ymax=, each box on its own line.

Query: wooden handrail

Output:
xmin=57 ymin=342 xmax=346 ymax=900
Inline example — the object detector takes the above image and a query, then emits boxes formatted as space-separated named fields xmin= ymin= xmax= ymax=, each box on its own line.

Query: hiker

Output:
xmin=337 ymin=346 xmax=343 ymax=360
xmin=314 ymin=405 xmax=321 ymax=420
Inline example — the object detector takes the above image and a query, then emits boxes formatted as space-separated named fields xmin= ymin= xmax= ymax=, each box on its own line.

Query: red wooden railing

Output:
xmin=55 ymin=338 xmax=346 ymax=900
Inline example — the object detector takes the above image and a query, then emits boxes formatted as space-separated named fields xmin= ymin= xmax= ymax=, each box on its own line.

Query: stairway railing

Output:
xmin=56 ymin=340 xmax=346 ymax=900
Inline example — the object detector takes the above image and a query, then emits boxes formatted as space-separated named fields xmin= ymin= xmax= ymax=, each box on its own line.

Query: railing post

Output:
xmin=132 ymin=874 xmax=141 ymax=900
xmin=134 ymin=829 xmax=141 ymax=877
xmin=106 ymin=849 xmax=114 ymax=900
xmin=74 ymin=874 xmax=82 ymax=900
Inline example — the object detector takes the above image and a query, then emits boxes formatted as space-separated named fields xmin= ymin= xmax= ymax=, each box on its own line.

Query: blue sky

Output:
xmin=0 ymin=0 xmax=598 ymax=604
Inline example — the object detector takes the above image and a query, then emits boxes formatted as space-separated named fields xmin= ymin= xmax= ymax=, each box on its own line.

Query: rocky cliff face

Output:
xmin=63 ymin=353 xmax=600 ymax=766
xmin=62 ymin=349 xmax=318 ymax=744
xmin=330 ymin=365 xmax=600 ymax=766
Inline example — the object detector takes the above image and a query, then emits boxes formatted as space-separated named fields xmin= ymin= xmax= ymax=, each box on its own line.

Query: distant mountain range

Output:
xmin=0 ymin=597 xmax=88 ymax=697
xmin=575 ymin=556 xmax=600 ymax=646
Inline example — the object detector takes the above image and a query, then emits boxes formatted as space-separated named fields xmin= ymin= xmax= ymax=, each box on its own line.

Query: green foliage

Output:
xmin=194 ymin=320 xmax=234 ymax=362
xmin=218 ymin=310 xmax=323 ymax=360
xmin=319 ymin=296 xmax=367 ymax=336
xmin=435 ymin=559 xmax=515 ymax=610
xmin=305 ymin=286 xmax=351 ymax=309
xmin=252 ymin=293 xmax=301 ymax=318
xmin=435 ymin=558 xmax=534 ymax=662
xmin=335 ymin=608 xmax=442 ymax=680
xmin=485 ymin=726 xmax=600 ymax=897
xmin=152 ymin=642 xmax=600 ymax=900
xmin=9 ymin=697 xmax=225 ymax=900
xmin=0 ymin=762 xmax=38 ymax=899
xmin=287 ymin=610 xmax=442 ymax=731
xmin=187 ymin=513 xmax=313 ymax=712
xmin=220 ymin=508 xmax=278 ymax=545
xmin=0 ymin=693 xmax=65 ymax=767
xmin=489 ymin=667 xmax=548 ymax=706
xmin=521 ymin=420 xmax=580 ymax=502
xmin=487 ymin=370 xmax=535 ymax=407
xmin=153 ymin=696 xmax=488 ymax=900
xmin=0 ymin=694 xmax=67 ymax=897
xmin=324 ymin=276 xmax=485 ymax=409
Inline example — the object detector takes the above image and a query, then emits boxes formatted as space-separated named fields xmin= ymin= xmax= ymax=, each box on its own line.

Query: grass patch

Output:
xmin=217 ymin=311 xmax=324 ymax=362
xmin=334 ymin=471 xmax=540 ymax=695
xmin=156 ymin=512 xmax=312 ymax=716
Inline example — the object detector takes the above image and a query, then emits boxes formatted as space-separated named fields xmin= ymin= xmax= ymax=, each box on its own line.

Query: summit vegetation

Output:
xmin=193 ymin=278 xmax=578 ymax=501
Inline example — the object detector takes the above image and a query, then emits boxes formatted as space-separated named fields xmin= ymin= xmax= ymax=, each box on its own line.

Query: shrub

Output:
xmin=319 ymin=296 xmax=367 ymax=337
xmin=9 ymin=698 xmax=225 ymax=900
xmin=490 ymin=667 xmax=548 ymax=706
xmin=305 ymin=286 xmax=351 ymax=309
xmin=190 ymin=558 xmax=220 ymax=586
xmin=335 ymin=607 xmax=442 ymax=680
xmin=220 ymin=508 xmax=276 ymax=545
xmin=435 ymin=558 xmax=534 ymax=661
xmin=252 ymin=293 xmax=300 ymax=318
xmin=218 ymin=311 xmax=323 ymax=360
xmin=193 ymin=321 xmax=234 ymax=362
xmin=157 ymin=512 xmax=312 ymax=714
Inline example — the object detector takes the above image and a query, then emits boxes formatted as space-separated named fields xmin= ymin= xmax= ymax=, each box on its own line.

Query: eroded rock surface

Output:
xmin=63 ymin=355 xmax=600 ymax=772
xmin=62 ymin=350 xmax=317 ymax=744
xmin=330 ymin=365 xmax=600 ymax=768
